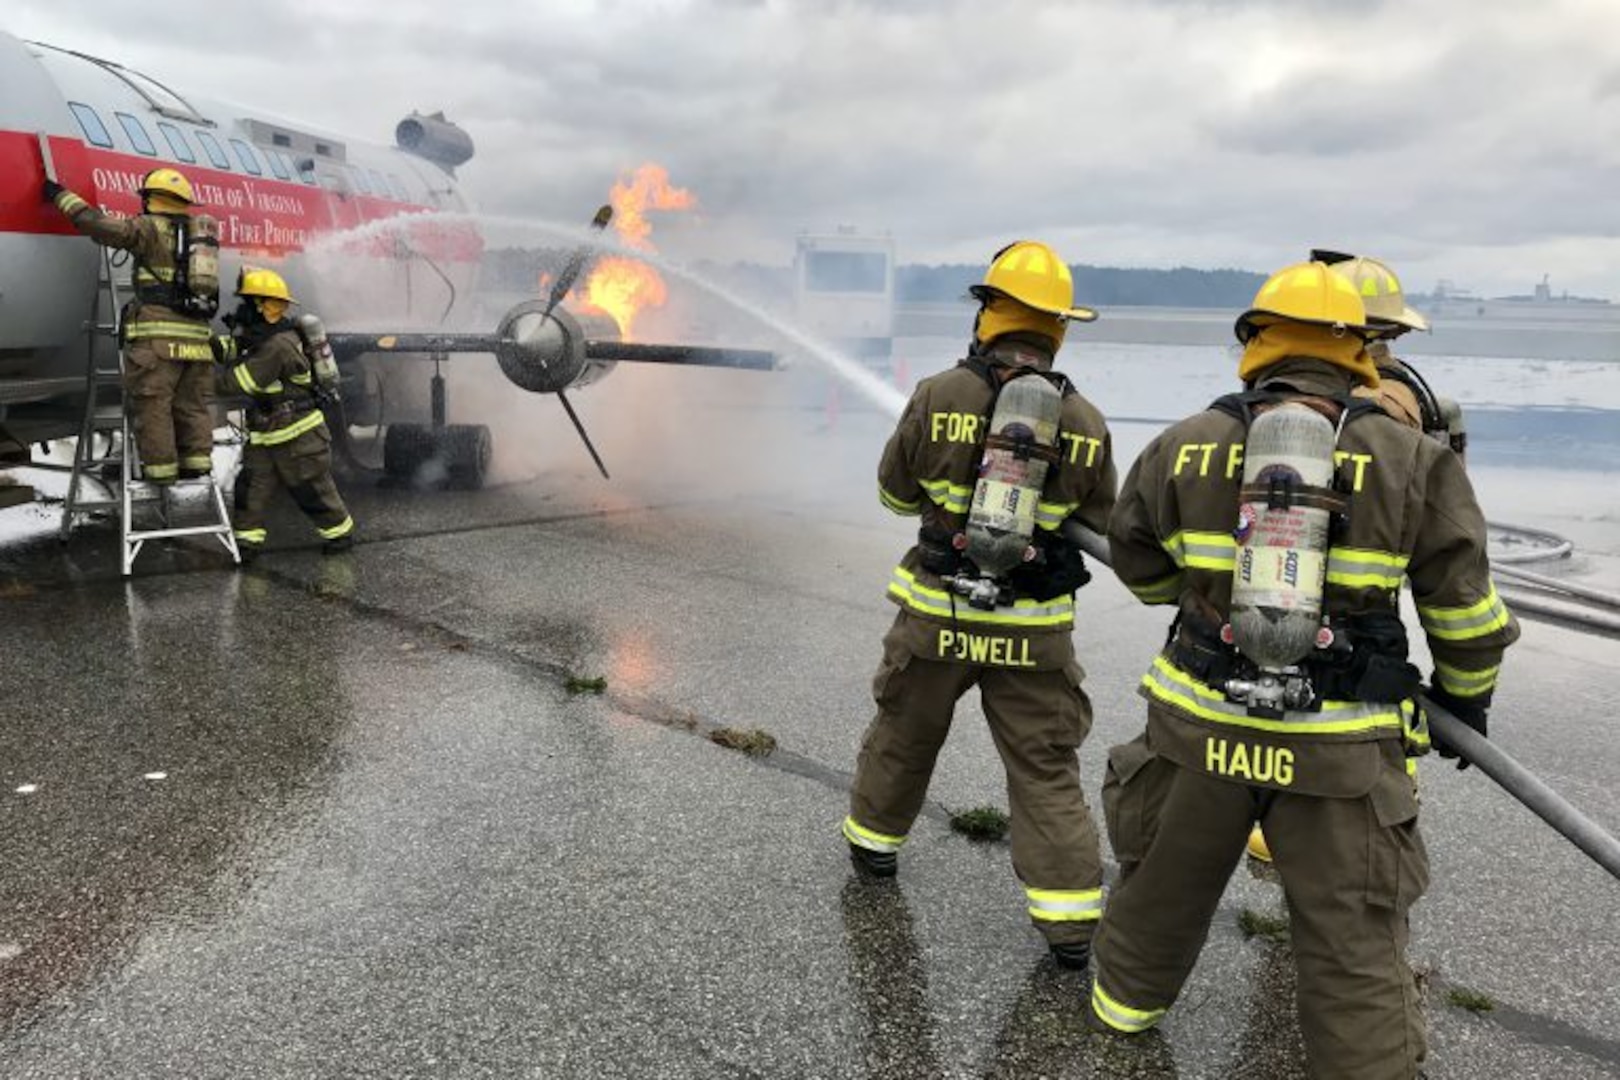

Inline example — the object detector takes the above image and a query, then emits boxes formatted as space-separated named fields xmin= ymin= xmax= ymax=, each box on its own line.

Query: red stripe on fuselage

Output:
xmin=0 ymin=130 xmax=481 ymax=263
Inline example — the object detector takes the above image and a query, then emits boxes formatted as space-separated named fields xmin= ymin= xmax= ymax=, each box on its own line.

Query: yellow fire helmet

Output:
xmin=1310 ymin=249 xmax=1430 ymax=334
xmin=1235 ymin=260 xmax=1369 ymax=344
xmin=235 ymin=267 xmax=297 ymax=304
xmin=139 ymin=167 xmax=197 ymax=206
xmin=969 ymin=240 xmax=1098 ymax=323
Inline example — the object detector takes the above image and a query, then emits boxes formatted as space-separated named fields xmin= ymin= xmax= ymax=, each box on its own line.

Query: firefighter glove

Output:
xmin=42 ymin=178 xmax=64 ymax=203
xmin=1425 ymin=683 xmax=1487 ymax=771
xmin=1008 ymin=534 xmax=1091 ymax=600
xmin=210 ymin=334 xmax=238 ymax=365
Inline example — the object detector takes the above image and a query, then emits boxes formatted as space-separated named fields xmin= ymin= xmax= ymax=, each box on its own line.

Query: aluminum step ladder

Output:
xmin=59 ymin=249 xmax=240 ymax=575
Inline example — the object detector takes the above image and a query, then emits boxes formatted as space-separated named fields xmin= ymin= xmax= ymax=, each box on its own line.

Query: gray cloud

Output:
xmin=9 ymin=0 xmax=1619 ymax=297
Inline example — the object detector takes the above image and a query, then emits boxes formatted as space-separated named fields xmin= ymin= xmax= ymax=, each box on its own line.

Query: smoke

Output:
xmin=296 ymin=209 xmax=909 ymax=506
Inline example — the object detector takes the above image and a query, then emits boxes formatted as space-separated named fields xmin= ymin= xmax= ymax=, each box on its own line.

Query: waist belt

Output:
xmin=1169 ymin=611 xmax=1421 ymax=709
xmin=250 ymin=398 xmax=319 ymax=431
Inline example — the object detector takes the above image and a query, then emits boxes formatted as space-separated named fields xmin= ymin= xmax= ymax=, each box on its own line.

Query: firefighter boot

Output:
xmin=1246 ymin=824 xmax=1273 ymax=863
xmin=1049 ymin=940 xmax=1091 ymax=971
xmin=848 ymin=842 xmax=898 ymax=879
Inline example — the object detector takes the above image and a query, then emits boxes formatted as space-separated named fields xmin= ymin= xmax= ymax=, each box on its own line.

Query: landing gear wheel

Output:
xmin=440 ymin=423 xmax=492 ymax=490
xmin=383 ymin=423 xmax=492 ymax=490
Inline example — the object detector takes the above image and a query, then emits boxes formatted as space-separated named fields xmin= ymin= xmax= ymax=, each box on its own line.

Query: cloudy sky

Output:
xmin=11 ymin=0 xmax=1620 ymax=298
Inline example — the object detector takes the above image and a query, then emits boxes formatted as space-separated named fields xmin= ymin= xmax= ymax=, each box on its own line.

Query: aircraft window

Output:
xmin=349 ymin=167 xmax=371 ymax=194
xmin=67 ymin=102 xmax=114 ymax=148
xmin=263 ymin=149 xmax=292 ymax=180
xmin=156 ymin=122 xmax=196 ymax=163
xmin=194 ymin=130 xmax=232 ymax=170
xmin=387 ymin=173 xmax=410 ymax=201
xmin=114 ymin=113 xmax=158 ymax=156
xmin=229 ymin=139 xmax=264 ymax=176
xmin=369 ymin=169 xmax=390 ymax=197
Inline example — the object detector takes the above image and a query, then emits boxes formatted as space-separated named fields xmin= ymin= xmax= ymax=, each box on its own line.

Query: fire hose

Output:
xmin=1061 ymin=521 xmax=1620 ymax=881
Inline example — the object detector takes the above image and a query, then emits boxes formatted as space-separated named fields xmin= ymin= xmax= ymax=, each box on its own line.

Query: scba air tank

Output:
xmin=295 ymin=313 xmax=341 ymax=394
xmin=1229 ymin=403 xmax=1337 ymax=671
xmin=963 ymin=373 xmax=1063 ymax=582
xmin=184 ymin=214 xmax=221 ymax=315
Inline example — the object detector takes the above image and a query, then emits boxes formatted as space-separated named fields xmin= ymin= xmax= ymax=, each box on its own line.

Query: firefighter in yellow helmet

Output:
xmin=1090 ymin=261 xmax=1518 ymax=1078
xmin=44 ymin=168 xmax=220 ymax=483
xmin=842 ymin=241 xmax=1117 ymax=970
xmin=1318 ymin=249 xmax=1467 ymax=459
xmin=1245 ymin=251 xmax=1462 ymax=865
xmin=212 ymin=268 xmax=354 ymax=561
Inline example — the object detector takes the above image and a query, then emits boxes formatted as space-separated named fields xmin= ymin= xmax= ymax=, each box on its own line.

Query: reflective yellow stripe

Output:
xmin=135 ymin=266 xmax=176 ymax=282
xmin=1091 ymin=980 xmax=1166 ymax=1034
xmin=1141 ymin=655 xmax=1405 ymax=737
xmin=125 ymin=321 xmax=213 ymax=342
xmin=249 ymin=410 xmax=324 ymax=446
xmin=180 ymin=454 xmax=213 ymax=470
xmin=289 ymin=372 xmax=313 ymax=386
xmin=879 ymin=486 xmax=921 ymax=515
xmin=1035 ymin=499 xmax=1078 ymax=529
xmin=842 ymin=816 xmax=905 ymax=853
xmin=1326 ymin=547 xmax=1409 ymax=591
xmin=318 ymin=516 xmax=354 ymax=540
xmin=142 ymin=461 xmax=178 ymax=479
xmin=1418 ymin=585 xmax=1511 ymax=641
xmin=888 ymin=566 xmax=1074 ymax=627
xmin=1433 ymin=659 xmax=1499 ymax=699
xmin=1403 ymin=698 xmax=1430 ymax=753
xmin=1127 ymin=572 xmax=1183 ymax=605
xmin=1025 ymin=886 xmax=1103 ymax=923
xmin=919 ymin=477 xmax=972 ymax=514
xmin=232 ymin=363 xmax=282 ymax=396
xmin=1165 ymin=530 xmax=1235 ymax=571
xmin=235 ymin=528 xmax=267 ymax=543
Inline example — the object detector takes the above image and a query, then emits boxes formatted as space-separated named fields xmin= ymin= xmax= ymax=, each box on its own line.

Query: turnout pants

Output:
xmin=124 ymin=340 xmax=216 ymax=481
xmin=233 ymin=425 xmax=354 ymax=548
xmin=1091 ymin=713 xmax=1429 ymax=1080
xmin=847 ymin=615 xmax=1104 ymax=946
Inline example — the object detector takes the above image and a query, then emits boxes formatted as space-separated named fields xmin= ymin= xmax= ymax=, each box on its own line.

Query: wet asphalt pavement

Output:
xmin=2 ymin=365 xmax=1618 ymax=1078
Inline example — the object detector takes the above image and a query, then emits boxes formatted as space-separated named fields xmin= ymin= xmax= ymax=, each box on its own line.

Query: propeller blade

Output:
xmin=557 ymin=390 xmax=609 ymax=479
xmin=543 ymin=204 xmax=615 ymax=317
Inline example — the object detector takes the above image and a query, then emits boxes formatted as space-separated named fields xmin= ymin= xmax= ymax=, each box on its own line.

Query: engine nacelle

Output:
xmin=494 ymin=301 xmax=618 ymax=394
xmin=395 ymin=111 xmax=475 ymax=170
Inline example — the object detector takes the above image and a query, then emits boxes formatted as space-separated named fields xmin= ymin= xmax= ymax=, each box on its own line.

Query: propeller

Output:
xmin=546 ymin=204 xmax=614 ymax=478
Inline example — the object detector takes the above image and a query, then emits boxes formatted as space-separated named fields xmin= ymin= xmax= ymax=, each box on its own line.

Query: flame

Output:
xmin=609 ymin=163 xmax=696 ymax=252
xmin=581 ymin=256 xmax=668 ymax=340
xmin=570 ymin=162 xmax=695 ymax=340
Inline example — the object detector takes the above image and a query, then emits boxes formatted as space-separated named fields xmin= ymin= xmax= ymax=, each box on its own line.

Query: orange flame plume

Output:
xmin=608 ymin=163 xmax=696 ymax=252
xmin=578 ymin=164 xmax=696 ymax=339
xmin=582 ymin=256 xmax=669 ymax=342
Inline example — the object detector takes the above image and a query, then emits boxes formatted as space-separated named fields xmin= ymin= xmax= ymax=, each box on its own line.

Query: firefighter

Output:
xmin=213 ymin=268 xmax=354 ymax=561
xmin=1247 ymin=251 xmax=1460 ymax=864
xmin=44 ymin=169 xmax=218 ymax=483
xmin=1319 ymin=250 xmax=1467 ymax=460
xmin=842 ymin=241 xmax=1117 ymax=971
xmin=1090 ymin=261 xmax=1519 ymax=1078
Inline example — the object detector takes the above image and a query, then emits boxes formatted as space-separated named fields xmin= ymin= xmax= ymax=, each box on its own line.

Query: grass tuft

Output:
xmin=708 ymin=727 xmax=777 ymax=757
xmin=1446 ymin=987 xmax=1495 ymax=1013
xmin=1237 ymin=907 xmax=1291 ymax=942
xmin=950 ymin=806 xmax=1011 ymax=842
xmin=565 ymin=675 xmax=608 ymax=695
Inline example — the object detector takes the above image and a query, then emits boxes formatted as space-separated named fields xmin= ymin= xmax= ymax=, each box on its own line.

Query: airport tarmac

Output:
xmin=1 ymin=360 xmax=1618 ymax=1079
